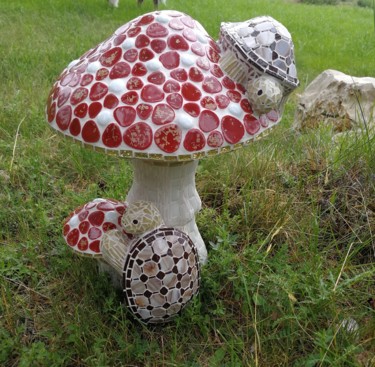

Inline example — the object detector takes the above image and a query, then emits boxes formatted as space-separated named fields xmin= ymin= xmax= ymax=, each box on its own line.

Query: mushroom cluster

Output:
xmin=48 ymin=10 xmax=298 ymax=323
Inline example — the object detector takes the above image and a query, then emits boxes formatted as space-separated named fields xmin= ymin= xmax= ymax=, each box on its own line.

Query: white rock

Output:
xmin=294 ymin=69 xmax=375 ymax=132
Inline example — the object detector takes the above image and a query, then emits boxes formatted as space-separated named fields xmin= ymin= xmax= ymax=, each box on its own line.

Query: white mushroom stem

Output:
xmin=101 ymin=229 xmax=131 ymax=275
xmin=219 ymin=49 xmax=249 ymax=85
xmin=126 ymin=159 xmax=207 ymax=264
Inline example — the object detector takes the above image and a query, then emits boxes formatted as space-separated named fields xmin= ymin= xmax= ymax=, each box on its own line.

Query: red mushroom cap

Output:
xmin=46 ymin=10 xmax=282 ymax=161
xmin=63 ymin=198 xmax=127 ymax=256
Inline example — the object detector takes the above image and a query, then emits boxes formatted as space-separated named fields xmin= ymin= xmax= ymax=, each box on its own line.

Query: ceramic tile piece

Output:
xmin=167 ymin=35 xmax=189 ymax=51
xmin=146 ymin=23 xmax=169 ymax=38
xmin=166 ymin=93 xmax=183 ymax=109
xmin=123 ymin=122 xmax=153 ymax=150
xmin=199 ymin=110 xmax=219 ymax=132
xmin=200 ymin=96 xmax=217 ymax=111
xmin=188 ymin=67 xmax=204 ymax=83
xmin=181 ymin=82 xmax=202 ymax=101
xmin=163 ymin=80 xmax=180 ymax=93
xmin=183 ymin=129 xmax=206 ymax=151
xmin=147 ymin=71 xmax=166 ymax=85
xmin=69 ymin=118 xmax=81 ymax=136
xmin=102 ymin=123 xmax=122 ymax=147
xmin=244 ymin=114 xmax=261 ymax=135
xmin=221 ymin=115 xmax=245 ymax=144
xmin=154 ymin=124 xmax=182 ymax=153
xmin=170 ymin=68 xmax=188 ymax=82
xmin=150 ymin=39 xmax=167 ymax=54
xmin=114 ymin=106 xmax=136 ymax=126
xmin=141 ymin=84 xmax=164 ymax=102
xmin=123 ymin=49 xmax=138 ymax=63
xmin=183 ymin=103 xmax=200 ymax=118
xmin=152 ymin=103 xmax=175 ymax=125
xmin=121 ymin=91 xmax=139 ymax=105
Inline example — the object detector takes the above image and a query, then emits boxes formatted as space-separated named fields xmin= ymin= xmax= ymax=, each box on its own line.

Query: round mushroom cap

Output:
xmin=63 ymin=198 xmax=127 ymax=256
xmin=123 ymin=227 xmax=200 ymax=324
xmin=46 ymin=10 xmax=286 ymax=162
xmin=219 ymin=16 xmax=298 ymax=91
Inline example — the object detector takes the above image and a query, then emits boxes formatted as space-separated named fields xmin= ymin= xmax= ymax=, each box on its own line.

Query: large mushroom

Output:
xmin=46 ymin=10 xmax=298 ymax=265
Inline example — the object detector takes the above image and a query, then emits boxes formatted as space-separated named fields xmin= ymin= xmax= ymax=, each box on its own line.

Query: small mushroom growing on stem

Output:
xmin=47 ymin=11 xmax=298 ymax=270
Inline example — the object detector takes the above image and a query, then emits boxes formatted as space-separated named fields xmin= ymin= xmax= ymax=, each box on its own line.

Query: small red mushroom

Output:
xmin=63 ymin=198 xmax=127 ymax=257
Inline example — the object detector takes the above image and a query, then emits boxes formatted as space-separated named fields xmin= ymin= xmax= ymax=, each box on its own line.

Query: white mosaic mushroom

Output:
xmin=48 ymin=11 xmax=298 ymax=268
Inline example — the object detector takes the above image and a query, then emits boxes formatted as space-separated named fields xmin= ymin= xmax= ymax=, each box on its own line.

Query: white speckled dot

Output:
xmin=68 ymin=59 xmax=80 ymax=69
xmin=97 ymin=110 xmax=113 ymax=126
xmin=196 ymin=32 xmax=208 ymax=44
xmin=146 ymin=60 xmax=162 ymax=72
xmin=105 ymin=211 xmax=120 ymax=223
xmin=121 ymin=38 xmax=135 ymax=50
xmin=69 ymin=215 xmax=79 ymax=228
xmin=228 ymin=103 xmax=243 ymax=117
xmin=181 ymin=54 xmax=195 ymax=67
xmin=109 ymin=79 xmax=126 ymax=94
xmin=87 ymin=61 xmax=102 ymax=74
xmin=175 ymin=112 xmax=195 ymax=130
xmin=155 ymin=14 xmax=170 ymax=23
xmin=93 ymin=198 xmax=105 ymax=203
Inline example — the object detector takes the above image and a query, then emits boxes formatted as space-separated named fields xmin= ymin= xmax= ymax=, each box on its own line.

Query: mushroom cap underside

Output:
xmin=46 ymin=10 xmax=284 ymax=162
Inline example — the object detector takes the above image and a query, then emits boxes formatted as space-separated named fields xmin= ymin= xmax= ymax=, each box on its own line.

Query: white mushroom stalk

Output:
xmin=219 ymin=49 xmax=250 ymax=86
xmin=101 ymin=229 xmax=130 ymax=274
xmin=126 ymin=159 xmax=206 ymax=263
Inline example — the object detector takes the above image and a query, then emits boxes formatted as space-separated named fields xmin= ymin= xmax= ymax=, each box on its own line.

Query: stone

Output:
xmin=294 ymin=69 xmax=375 ymax=132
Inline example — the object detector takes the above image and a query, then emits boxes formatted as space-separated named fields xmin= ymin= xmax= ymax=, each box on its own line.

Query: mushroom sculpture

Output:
xmin=63 ymin=199 xmax=200 ymax=324
xmin=47 ymin=10 xmax=298 ymax=312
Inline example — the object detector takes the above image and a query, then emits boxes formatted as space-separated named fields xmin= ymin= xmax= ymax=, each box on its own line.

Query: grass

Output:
xmin=0 ymin=0 xmax=374 ymax=365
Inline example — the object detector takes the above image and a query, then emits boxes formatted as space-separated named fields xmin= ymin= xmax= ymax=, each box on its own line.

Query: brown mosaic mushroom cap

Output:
xmin=123 ymin=227 xmax=200 ymax=323
xmin=220 ymin=16 xmax=299 ymax=92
